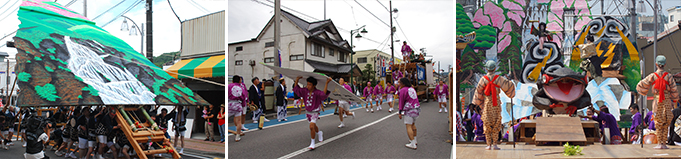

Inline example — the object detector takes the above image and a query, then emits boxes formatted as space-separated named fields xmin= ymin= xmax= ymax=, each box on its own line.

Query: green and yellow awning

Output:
xmin=167 ymin=55 xmax=225 ymax=79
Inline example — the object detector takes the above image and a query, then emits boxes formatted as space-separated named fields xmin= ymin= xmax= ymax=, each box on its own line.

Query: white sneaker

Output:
xmin=179 ymin=148 xmax=184 ymax=154
xmin=414 ymin=137 xmax=418 ymax=145
xmin=264 ymin=118 xmax=270 ymax=122
xmin=22 ymin=142 xmax=26 ymax=148
xmin=366 ymin=109 xmax=369 ymax=112
xmin=235 ymin=134 xmax=241 ymax=142
xmin=338 ymin=123 xmax=345 ymax=128
xmin=343 ymin=114 xmax=347 ymax=118
xmin=444 ymin=108 xmax=448 ymax=112
xmin=389 ymin=108 xmax=393 ymax=112
xmin=351 ymin=112 xmax=356 ymax=119
xmin=253 ymin=121 xmax=258 ymax=123
xmin=309 ymin=139 xmax=316 ymax=150
xmin=405 ymin=140 xmax=417 ymax=149
xmin=317 ymin=131 xmax=324 ymax=142
xmin=95 ymin=154 xmax=103 ymax=159
xmin=439 ymin=109 xmax=443 ymax=113
xmin=242 ymin=127 xmax=249 ymax=131
xmin=371 ymin=109 xmax=374 ymax=113
xmin=68 ymin=152 xmax=78 ymax=158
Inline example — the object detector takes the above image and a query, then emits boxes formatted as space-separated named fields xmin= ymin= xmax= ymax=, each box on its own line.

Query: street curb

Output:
xmin=184 ymin=148 xmax=225 ymax=158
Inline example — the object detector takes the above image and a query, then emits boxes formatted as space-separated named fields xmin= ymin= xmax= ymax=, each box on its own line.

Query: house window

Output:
xmin=329 ymin=48 xmax=334 ymax=56
xmin=265 ymin=42 xmax=275 ymax=47
xmin=235 ymin=60 xmax=243 ymax=65
xmin=290 ymin=54 xmax=304 ymax=61
xmin=338 ymin=52 xmax=346 ymax=62
xmin=236 ymin=46 xmax=243 ymax=51
xmin=264 ymin=57 xmax=274 ymax=63
xmin=672 ymin=15 xmax=675 ymax=22
xmin=312 ymin=43 xmax=325 ymax=57
xmin=358 ymin=57 xmax=367 ymax=63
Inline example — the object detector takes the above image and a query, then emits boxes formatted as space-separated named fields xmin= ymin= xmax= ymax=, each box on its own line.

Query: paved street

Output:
xmin=0 ymin=136 xmax=224 ymax=159
xmin=227 ymin=100 xmax=452 ymax=158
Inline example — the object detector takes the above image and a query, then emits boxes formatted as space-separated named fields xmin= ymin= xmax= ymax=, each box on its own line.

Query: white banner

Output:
xmin=262 ymin=63 xmax=365 ymax=104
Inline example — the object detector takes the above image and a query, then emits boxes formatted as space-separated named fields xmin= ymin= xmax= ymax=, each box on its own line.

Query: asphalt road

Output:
xmin=0 ymin=141 xmax=221 ymax=159
xmin=227 ymin=100 xmax=452 ymax=158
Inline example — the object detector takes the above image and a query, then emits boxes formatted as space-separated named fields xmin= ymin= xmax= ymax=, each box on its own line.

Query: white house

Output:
xmin=228 ymin=10 xmax=362 ymax=88
xmin=666 ymin=6 xmax=681 ymax=30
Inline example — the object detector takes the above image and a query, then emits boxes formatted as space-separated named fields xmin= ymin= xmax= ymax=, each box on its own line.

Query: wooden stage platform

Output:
xmin=456 ymin=143 xmax=681 ymax=158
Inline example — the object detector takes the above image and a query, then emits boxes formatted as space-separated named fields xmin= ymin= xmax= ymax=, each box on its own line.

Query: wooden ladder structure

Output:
xmin=114 ymin=106 xmax=182 ymax=159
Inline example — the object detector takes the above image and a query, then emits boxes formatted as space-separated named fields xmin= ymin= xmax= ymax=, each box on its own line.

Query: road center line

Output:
xmin=277 ymin=112 xmax=398 ymax=159
xmin=228 ymin=104 xmax=367 ymax=137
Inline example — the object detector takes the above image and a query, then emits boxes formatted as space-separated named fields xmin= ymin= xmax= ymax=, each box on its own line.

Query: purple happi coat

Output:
xmin=398 ymin=87 xmax=420 ymax=117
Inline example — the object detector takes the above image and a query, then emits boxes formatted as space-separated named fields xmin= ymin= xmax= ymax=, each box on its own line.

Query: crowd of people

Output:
xmin=0 ymin=104 xmax=213 ymax=159
xmin=228 ymin=71 xmax=448 ymax=150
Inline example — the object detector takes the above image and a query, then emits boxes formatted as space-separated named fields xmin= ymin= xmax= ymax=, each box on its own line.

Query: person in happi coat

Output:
xmin=385 ymin=82 xmax=397 ymax=113
xmin=629 ymin=104 xmax=642 ymax=144
xmin=364 ymin=82 xmax=374 ymax=113
xmin=580 ymin=104 xmax=623 ymax=144
xmin=470 ymin=104 xmax=485 ymax=142
xmin=337 ymin=78 xmax=356 ymax=128
xmin=434 ymin=80 xmax=449 ymax=113
xmin=636 ymin=55 xmax=680 ymax=149
xmin=667 ymin=104 xmax=681 ymax=145
xmin=472 ymin=60 xmax=515 ymax=150
xmin=293 ymin=76 xmax=331 ymax=150
xmin=401 ymin=41 xmax=413 ymax=63
xmin=645 ymin=111 xmax=655 ymax=130
xmin=374 ymin=82 xmax=385 ymax=111
xmin=275 ymin=78 xmax=288 ymax=122
xmin=398 ymin=77 xmax=420 ymax=149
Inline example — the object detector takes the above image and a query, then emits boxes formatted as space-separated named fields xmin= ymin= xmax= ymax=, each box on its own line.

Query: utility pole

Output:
xmin=654 ymin=0 xmax=657 ymax=59
xmin=274 ymin=0 xmax=281 ymax=78
xmin=146 ymin=0 xmax=153 ymax=62
xmin=630 ymin=0 xmax=636 ymax=55
xmin=390 ymin=0 xmax=395 ymax=83
xmin=324 ymin=0 xmax=326 ymax=20
xmin=84 ymin=0 xmax=87 ymax=17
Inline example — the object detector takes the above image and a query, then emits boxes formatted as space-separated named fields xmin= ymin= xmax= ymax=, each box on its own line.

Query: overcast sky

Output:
xmin=0 ymin=0 xmax=225 ymax=59
xmin=228 ymin=0 xmax=455 ymax=71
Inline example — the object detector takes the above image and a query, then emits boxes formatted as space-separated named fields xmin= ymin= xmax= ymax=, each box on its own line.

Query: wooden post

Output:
xmin=138 ymin=105 xmax=159 ymax=131
xmin=118 ymin=106 xmax=137 ymax=132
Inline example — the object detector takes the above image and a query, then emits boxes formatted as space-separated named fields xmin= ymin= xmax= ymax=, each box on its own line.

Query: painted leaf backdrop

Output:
xmin=13 ymin=0 xmax=209 ymax=106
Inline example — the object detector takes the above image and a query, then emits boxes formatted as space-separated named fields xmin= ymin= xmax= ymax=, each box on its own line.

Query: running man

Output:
xmin=364 ymin=82 xmax=374 ymax=113
xmin=374 ymin=82 xmax=385 ymax=111
xmin=337 ymin=78 xmax=356 ymax=128
xmin=228 ymin=75 xmax=247 ymax=141
xmin=385 ymin=82 xmax=397 ymax=113
xmin=435 ymin=80 xmax=449 ymax=113
xmin=293 ymin=76 xmax=331 ymax=150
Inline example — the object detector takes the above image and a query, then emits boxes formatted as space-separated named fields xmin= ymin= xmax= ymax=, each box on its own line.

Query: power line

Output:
xmin=92 ymin=0 xmax=127 ymax=20
xmin=376 ymin=0 xmax=390 ymax=12
xmin=393 ymin=18 xmax=414 ymax=52
xmin=99 ymin=0 xmax=144 ymax=28
xmin=353 ymin=0 xmax=390 ymax=27
xmin=188 ymin=0 xmax=210 ymax=13
xmin=252 ymin=0 xmax=386 ymax=46
xmin=0 ymin=0 xmax=19 ymax=23
xmin=343 ymin=0 xmax=357 ymax=26
xmin=65 ymin=0 xmax=77 ymax=7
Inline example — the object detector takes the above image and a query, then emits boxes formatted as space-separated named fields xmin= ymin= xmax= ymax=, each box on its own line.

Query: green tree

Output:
xmin=360 ymin=64 xmax=376 ymax=86
xmin=152 ymin=51 xmax=181 ymax=68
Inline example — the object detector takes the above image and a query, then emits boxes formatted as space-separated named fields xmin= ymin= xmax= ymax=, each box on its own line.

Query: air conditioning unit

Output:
xmin=249 ymin=60 xmax=256 ymax=66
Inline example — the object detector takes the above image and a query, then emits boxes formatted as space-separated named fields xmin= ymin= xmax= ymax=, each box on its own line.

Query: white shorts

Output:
xmin=107 ymin=141 xmax=115 ymax=148
xmin=175 ymin=130 xmax=186 ymax=137
xmin=78 ymin=137 xmax=96 ymax=149
xmin=376 ymin=96 xmax=383 ymax=102
xmin=115 ymin=143 xmax=131 ymax=150
xmin=20 ymin=129 xmax=25 ymax=133
xmin=24 ymin=151 xmax=45 ymax=159
xmin=242 ymin=106 xmax=248 ymax=115
xmin=387 ymin=95 xmax=394 ymax=102
xmin=338 ymin=101 xmax=350 ymax=110
xmin=438 ymin=95 xmax=447 ymax=103
xmin=404 ymin=116 xmax=417 ymax=125
xmin=97 ymin=135 xmax=107 ymax=144
xmin=365 ymin=97 xmax=372 ymax=102
xmin=62 ymin=137 xmax=71 ymax=143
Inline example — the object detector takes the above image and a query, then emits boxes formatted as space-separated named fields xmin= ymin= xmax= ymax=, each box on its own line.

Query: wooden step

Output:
xmin=535 ymin=117 xmax=587 ymax=146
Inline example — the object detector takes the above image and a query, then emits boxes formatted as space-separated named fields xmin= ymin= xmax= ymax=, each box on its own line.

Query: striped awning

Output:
xmin=167 ymin=55 xmax=225 ymax=79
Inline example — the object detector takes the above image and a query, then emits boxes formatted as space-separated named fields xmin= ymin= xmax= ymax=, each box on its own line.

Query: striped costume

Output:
xmin=472 ymin=72 xmax=516 ymax=146
xmin=637 ymin=70 xmax=679 ymax=145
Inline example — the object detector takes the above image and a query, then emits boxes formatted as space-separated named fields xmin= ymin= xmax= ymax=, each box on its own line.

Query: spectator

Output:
xmin=218 ymin=105 xmax=226 ymax=143
xmin=276 ymin=78 xmax=288 ymax=122
xmin=172 ymin=106 xmax=190 ymax=154
xmin=250 ymin=77 xmax=270 ymax=123
xmin=204 ymin=105 xmax=217 ymax=142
